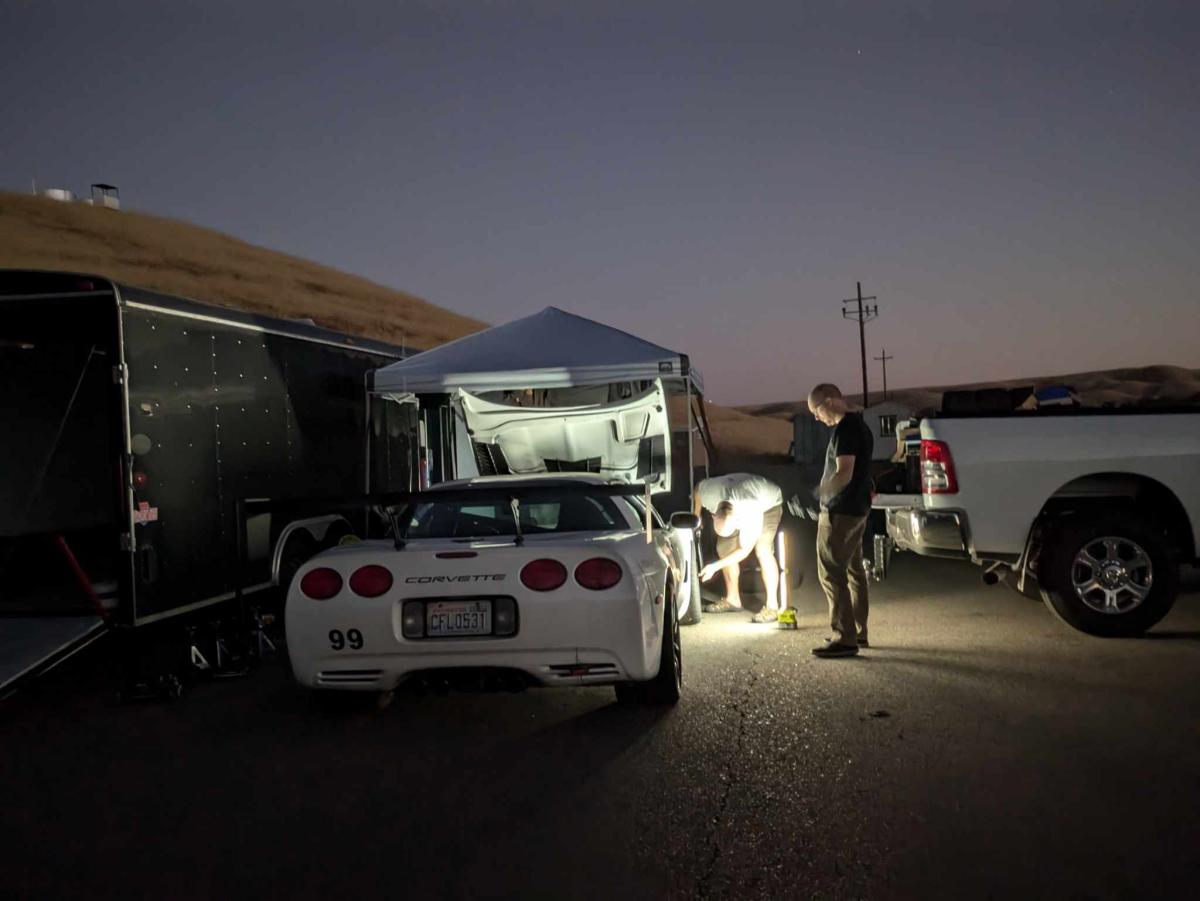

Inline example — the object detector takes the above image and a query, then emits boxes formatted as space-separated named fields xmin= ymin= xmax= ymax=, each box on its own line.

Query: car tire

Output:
xmin=615 ymin=587 xmax=682 ymax=706
xmin=681 ymin=547 xmax=703 ymax=626
xmin=279 ymin=533 xmax=318 ymax=600
xmin=1038 ymin=513 xmax=1178 ymax=637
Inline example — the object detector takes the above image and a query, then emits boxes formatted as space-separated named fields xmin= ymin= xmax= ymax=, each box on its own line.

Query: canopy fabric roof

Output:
xmin=372 ymin=306 xmax=703 ymax=394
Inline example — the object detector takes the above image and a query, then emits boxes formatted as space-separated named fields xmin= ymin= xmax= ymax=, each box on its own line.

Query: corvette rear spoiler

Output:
xmin=234 ymin=481 xmax=662 ymax=601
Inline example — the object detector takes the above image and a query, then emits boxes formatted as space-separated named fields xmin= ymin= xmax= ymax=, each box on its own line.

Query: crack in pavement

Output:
xmin=695 ymin=648 xmax=761 ymax=900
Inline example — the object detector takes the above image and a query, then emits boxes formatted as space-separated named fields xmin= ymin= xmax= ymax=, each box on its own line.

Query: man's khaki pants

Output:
xmin=817 ymin=512 xmax=869 ymax=646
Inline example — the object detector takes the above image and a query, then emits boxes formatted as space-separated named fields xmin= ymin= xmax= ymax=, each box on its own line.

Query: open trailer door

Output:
xmin=457 ymin=379 xmax=672 ymax=492
xmin=0 ymin=275 xmax=123 ymax=692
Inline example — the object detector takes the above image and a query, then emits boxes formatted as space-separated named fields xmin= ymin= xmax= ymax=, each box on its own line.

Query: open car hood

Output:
xmin=458 ymin=380 xmax=672 ymax=492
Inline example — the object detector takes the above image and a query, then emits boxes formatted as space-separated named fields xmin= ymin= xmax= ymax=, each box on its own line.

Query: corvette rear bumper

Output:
xmin=295 ymin=645 xmax=645 ymax=690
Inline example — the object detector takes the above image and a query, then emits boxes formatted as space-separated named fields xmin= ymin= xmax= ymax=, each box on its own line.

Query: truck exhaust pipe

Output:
xmin=981 ymin=562 xmax=1005 ymax=586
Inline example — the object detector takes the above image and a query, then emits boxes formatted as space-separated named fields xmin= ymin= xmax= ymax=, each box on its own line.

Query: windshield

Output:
xmin=404 ymin=493 xmax=628 ymax=539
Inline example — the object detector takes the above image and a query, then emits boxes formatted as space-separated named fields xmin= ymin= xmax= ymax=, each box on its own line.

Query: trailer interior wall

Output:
xmin=1 ymin=291 xmax=124 ymax=616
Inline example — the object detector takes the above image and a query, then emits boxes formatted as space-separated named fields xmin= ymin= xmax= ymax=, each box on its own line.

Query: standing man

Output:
xmin=808 ymin=384 xmax=874 ymax=657
xmin=694 ymin=473 xmax=784 ymax=623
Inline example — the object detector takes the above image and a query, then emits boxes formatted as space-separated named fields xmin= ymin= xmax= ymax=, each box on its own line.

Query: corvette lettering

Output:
xmin=404 ymin=574 xmax=507 ymax=584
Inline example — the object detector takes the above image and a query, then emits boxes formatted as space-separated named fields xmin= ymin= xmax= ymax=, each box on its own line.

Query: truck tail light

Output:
xmin=574 ymin=558 xmax=623 ymax=590
xmin=300 ymin=567 xmax=342 ymax=600
xmin=520 ymin=559 xmax=567 ymax=591
xmin=348 ymin=564 xmax=393 ymax=598
xmin=920 ymin=440 xmax=959 ymax=494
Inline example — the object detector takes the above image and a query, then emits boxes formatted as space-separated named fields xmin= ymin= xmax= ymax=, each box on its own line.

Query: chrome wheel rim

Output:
xmin=1071 ymin=536 xmax=1153 ymax=615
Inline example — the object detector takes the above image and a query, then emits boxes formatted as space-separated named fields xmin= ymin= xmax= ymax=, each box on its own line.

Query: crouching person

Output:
xmin=694 ymin=473 xmax=784 ymax=623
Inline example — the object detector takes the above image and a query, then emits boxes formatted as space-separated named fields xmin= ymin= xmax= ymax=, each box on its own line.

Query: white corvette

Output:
xmin=285 ymin=474 xmax=699 ymax=705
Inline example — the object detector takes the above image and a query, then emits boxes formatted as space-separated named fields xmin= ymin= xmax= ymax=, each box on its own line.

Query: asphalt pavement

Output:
xmin=3 ymin=548 xmax=1199 ymax=900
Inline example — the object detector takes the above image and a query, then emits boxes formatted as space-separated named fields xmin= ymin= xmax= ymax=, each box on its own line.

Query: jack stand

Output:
xmin=248 ymin=608 xmax=277 ymax=658
xmin=190 ymin=643 xmax=212 ymax=672
xmin=187 ymin=623 xmax=251 ymax=680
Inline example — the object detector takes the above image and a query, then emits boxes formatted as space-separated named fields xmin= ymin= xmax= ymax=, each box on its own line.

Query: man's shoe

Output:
xmin=812 ymin=640 xmax=859 ymax=658
xmin=858 ymin=637 xmax=870 ymax=648
xmin=751 ymin=608 xmax=778 ymax=624
xmin=703 ymin=599 xmax=743 ymax=613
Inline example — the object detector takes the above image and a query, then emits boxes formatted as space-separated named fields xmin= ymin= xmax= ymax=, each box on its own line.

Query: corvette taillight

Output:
xmin=920 ymin=439 xmax=959 ymax=494
xmin=520 ymin=559 xmax=567 ymax=591
xmin=300 ymin=567 xmax=342 ymax=600
xmin=348 ymin=564 xmax=393 ymax=598
xmin=574 ymin=558 xmax=623 ymax=590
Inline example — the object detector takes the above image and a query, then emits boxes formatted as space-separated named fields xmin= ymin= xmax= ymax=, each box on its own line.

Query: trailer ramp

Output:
xmin=0 ymin=616 xmax=106 ymax=695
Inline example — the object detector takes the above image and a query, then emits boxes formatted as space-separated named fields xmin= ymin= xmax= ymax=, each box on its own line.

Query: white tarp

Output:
xmin=372 ymin=307 xmax=703 ymax=394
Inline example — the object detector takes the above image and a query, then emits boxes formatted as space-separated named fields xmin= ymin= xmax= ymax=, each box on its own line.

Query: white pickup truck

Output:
xmin=875 ymin=409 xmax=1200 ymax=636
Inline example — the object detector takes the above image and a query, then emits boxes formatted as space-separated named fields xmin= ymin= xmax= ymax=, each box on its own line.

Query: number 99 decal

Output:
xmin=329 ymin=629 xmax=363 ymax=651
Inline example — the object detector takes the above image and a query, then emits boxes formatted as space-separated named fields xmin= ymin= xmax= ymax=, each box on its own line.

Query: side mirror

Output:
xmin=669 ymin=513 xmax=700 ymax=531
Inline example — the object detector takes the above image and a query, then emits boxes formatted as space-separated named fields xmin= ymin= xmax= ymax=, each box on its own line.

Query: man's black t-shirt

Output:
xmin=821 ymin=412 xmax=875 ymax=516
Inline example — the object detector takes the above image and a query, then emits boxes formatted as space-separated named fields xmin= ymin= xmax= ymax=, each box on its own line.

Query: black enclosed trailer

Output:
xmin=1 ymin=271 xmax=413 ymax=691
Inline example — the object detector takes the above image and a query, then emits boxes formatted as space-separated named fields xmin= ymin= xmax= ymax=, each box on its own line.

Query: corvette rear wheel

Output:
xmin=615 ymin=588 xmax=682 ymax=706
xmin=681 ymin=547 xmax=703 ymax=626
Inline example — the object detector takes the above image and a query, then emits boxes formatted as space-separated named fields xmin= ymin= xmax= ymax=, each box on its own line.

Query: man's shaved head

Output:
xmin=807 ymin=383 xmax=842 ymax=407
xmin=808 ymin=383 xmax=847 ymax=426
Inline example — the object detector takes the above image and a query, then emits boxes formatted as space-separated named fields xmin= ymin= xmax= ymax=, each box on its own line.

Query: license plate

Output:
xmin=426 ymin=600 xmax=492 ymax=637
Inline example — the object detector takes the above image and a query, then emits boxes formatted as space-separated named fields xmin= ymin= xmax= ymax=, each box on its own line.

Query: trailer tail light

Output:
xmin=574 ymin=558 xmax=623 ymax=590
xmin=300 ymin=567 xmax=342 ymax=600
xmin=349 ymin=565 xmax=393 ymax=598
xmin=520 ymin=559 xmax=567 ymax=592
xmin=920 ymin=440 xmax=959 ymax=494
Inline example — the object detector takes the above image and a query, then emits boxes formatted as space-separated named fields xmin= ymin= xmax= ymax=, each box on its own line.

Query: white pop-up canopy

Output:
xmin=371 ymin=307 xmax=703 ymax=395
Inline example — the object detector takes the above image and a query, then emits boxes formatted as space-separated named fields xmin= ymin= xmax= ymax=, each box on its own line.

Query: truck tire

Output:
xmin=1038 ymin=514 xmax=1177 ymax=637
xmin=681 ymin=547 xmax=703 ymax=626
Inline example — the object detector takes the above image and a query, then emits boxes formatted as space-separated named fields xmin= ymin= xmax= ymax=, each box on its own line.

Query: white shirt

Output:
xmin=697 ymin=473 xmax=782 ymax=545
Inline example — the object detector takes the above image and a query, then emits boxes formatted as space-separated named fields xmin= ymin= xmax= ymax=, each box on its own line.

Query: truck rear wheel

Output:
xmin=1038 ymin=514 xmax=1177 ymax=637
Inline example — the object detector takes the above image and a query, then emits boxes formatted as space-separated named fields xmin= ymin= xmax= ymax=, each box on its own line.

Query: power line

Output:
xmin=841 ymin=281 xmax=879 ymax=406
xmin=874 ymin=348 xmax=894 ymax=401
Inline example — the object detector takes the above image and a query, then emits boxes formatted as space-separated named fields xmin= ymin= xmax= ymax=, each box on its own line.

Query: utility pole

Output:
xmin=874 ymin=348 xmax=894 ymax=401
xmin=842 ymin=281 xmax=879 ymax=407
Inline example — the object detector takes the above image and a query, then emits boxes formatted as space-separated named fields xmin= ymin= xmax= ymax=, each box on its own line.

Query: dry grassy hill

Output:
xmin=0 ymin=193 xmax=485 ymax=350
xmin=1 ymin=193 xmax=771 ymax=462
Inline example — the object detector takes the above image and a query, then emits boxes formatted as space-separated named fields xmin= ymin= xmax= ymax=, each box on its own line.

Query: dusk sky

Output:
xmin=4 ymin=0 xmax=1198 ymax=404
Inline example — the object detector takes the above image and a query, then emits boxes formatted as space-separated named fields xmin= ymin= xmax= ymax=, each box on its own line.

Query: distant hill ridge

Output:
xmin=0 ymin=192 xmax=486 ymax=350
xmin=741 ymin=364 xmax=1200 ymax=420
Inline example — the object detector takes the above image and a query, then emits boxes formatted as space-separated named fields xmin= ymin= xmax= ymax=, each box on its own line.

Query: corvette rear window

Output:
xmin=405 ymin=495 xmax=626 ymax=539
